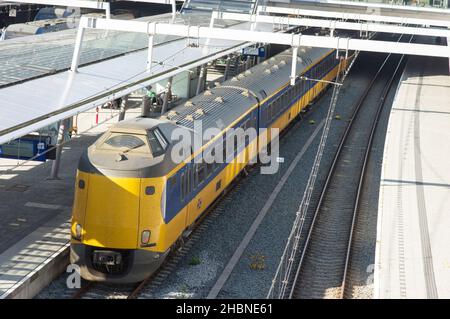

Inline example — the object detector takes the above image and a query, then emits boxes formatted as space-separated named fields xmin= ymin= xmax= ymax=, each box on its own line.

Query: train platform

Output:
xmin=0 ymin=106 xmax=140 ymax=298
xmin=374 ymin=55 xmax=450 ymax=298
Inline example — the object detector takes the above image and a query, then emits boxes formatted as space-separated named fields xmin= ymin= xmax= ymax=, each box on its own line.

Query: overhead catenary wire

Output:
xmin=266 ymin=50 xmax=359 ymax=299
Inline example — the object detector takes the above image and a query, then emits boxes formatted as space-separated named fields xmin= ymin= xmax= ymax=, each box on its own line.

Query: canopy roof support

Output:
xmin=259 ymin=5 xmax=450 ymax=29
xmin=213 ymin=11 xmax=450 ymax=38
xmin=285 ymin=0 xmax=450 ymax=16
xmin=70 ymin=15 xmax=450 ymax=76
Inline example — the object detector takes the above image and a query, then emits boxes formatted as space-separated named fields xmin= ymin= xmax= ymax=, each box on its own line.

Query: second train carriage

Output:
xmin=70 ymin=46 xmax=353 ymax=282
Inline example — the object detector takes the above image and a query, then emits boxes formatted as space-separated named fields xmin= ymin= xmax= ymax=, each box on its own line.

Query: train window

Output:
xmin=206 ymin=162 xmax=214 ymax=177
xmin=273 ymin=101 xmax=277 ymax=119
xmin=234 ymin=134 xmax=240 ymax=152
xmin=242 ymin=119 xmax=250 ymax=131
xmin=148 ymin=130 xmax=165 ymax=157
xmin=181 ymin=166 xmax=193 ymax=200
xmin=196 ymin=163 xmax=207 ymax=186
xmin=154 ymin=128 xmax=168 ymax=149
xmin=223 ymin=136 xmax=229 ymax=162
xmin=249 ymin=115 xmax=256 ymax=129
xmin=201 ymin=149 xmax=215 ymax=177
xmin=99 ymin=133 xmax=149 ymax=154
xmin=241 ymin=119 xmax=246 ymax=130
xmin=194 ymin=165 xmax=198 ymax=188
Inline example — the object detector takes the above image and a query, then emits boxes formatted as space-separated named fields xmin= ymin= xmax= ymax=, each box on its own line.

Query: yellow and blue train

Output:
xmin=70 ymin=46 xmax=352 ymax=282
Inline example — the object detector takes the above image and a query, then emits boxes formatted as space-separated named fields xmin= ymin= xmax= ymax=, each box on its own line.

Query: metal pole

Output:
xmin=49 ymin=118 xmax=69 ymax=180
xmin=224 ymin=55 xmax=231 ymax=81
xmin=141 ymin=95 xmax=151 ymax=117
xmin=146 ymin=35 xmax=154 ymax=73
xmin=161 ymin=77 xmax=173 ymax=115
xmin=245 ymin=56 xmax=252 ymax=70
xmin=233 ymin=55 xmax=239 ymax=76
xmin=186 ymin=69 xmax=192 ymax=98
xmin=171 ymin=0 xmax=176 ymax=18
xmin=105 ymin=4 xmax=111 ymax=19
xmin=291 ymin=46 xmax=299 ymax=86
xmin=196 ymin=65 xmax=206 ymax=95
xmin=118 ymin=95 xmax=129 ymax=121
xmin=70 ymin=25 xmax=85 ymax=72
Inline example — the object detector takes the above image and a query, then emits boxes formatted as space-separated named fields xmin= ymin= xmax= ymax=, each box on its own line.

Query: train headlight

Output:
xmin=141 ymin=230 xmax=151 ymax=245
xmin=75 ymin=223 xmax=82 ymax=240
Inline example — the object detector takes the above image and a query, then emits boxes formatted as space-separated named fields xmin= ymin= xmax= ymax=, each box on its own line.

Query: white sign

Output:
xmin=9 ymin=9 xmax=17 ymax=17
xmin=242 ymin=47 xmax=260 ymax=57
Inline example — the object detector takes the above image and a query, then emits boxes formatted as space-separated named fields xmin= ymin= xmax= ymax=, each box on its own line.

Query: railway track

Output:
xmin=289 ymin=50 xmax=407 ymax=299
xmin=70 ymin=80 xmax=334 ymax=299
xmin=70 ymin=98 xmax=320 ymax=299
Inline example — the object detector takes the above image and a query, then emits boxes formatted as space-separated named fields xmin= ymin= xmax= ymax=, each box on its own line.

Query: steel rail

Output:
xmin=288 ymin=38 xmax=405 ymax=299
xmin=339 ymin=40 xmax=411 ymax=299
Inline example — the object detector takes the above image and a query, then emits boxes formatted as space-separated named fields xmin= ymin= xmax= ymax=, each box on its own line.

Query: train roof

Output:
xmin=112 ymin=117 xmax=163 ymax=131
xmin=163 ymin=46 xmax=332 ymax=137
xmin=111 ymin=46 xmax=332 ymax=148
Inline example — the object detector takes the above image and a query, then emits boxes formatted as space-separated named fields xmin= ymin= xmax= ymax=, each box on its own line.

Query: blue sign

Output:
xmin=0 ymin=135 xmax=52 ymax=162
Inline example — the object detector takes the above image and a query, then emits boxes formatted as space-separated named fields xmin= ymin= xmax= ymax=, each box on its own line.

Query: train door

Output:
xmin=180 ymin=163 xmax=194 ymax=229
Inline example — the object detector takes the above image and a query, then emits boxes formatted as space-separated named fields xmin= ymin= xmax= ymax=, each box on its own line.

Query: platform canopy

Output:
xmin=0 ymin=4 xmax=274 ymax=144
xmin=0 ymin=0 xmax=449 ymax=145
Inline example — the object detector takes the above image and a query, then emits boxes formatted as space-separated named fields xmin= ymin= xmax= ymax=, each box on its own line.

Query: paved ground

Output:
xmin=0 ymin=104 xmax=141 ymax=297
xmin=0 ymin=104 xmax=142 ymax=254
xmin=375 ymin=55 xmax=450 ymax=299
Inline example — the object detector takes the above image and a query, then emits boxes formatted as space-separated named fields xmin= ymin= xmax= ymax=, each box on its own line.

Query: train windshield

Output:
xmin=147 ymin=129 xmax=167 ymax=157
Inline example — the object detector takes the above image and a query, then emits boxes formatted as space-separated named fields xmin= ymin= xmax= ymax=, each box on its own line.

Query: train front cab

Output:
xmin=70 ymin=124 xmax=174 ymax=283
